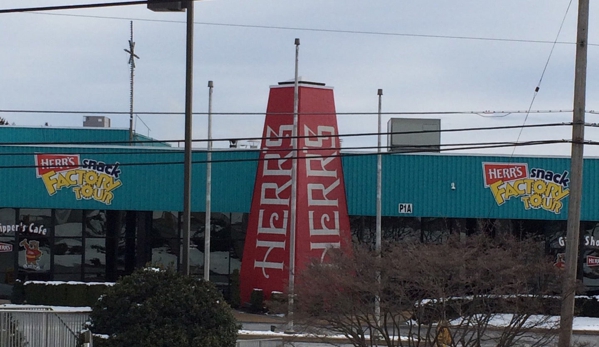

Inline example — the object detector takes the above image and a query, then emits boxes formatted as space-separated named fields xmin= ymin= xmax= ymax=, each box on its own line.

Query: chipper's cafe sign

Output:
xmin=35 ymin=154 xmax=122 ymax=205
xmin=482 ymin=162 xmax=570 ymax=214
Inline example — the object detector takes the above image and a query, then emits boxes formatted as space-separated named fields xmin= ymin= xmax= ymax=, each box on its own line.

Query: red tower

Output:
xmin=239 ymin=81 xmax=352 ymax=304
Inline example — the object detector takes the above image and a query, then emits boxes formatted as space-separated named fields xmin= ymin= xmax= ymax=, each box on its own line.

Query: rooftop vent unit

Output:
xmin=83 ymin=116 xmax=111 ymax=128
xmin=387 ymin=118 xmax=440 ymax=153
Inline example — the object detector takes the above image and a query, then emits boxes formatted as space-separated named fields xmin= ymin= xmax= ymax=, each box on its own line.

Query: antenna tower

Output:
xmin=124 ymin=21 xmax=140 ymax=144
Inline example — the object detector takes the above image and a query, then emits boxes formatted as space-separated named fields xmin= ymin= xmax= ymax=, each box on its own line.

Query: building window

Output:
xmin=84 ymin=210 xmax=107 ymax=281
xmin=151 ymin=211 xmax=179 ymax=270
xmin=54 ymin=210 xmax=83 ymax=281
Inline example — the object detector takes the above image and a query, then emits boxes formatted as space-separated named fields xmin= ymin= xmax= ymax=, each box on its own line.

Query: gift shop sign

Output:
xmin=482 ymin=162 xmax=569 ymax=214
xmin=35 ymin=154 xmax=122 ymax=205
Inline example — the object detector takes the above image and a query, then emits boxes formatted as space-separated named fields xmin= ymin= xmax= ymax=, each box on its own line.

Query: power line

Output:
xmin=511 ymin=0 xmax=574 ymax=156
xmin=20 ymin=11 xmax=599 ymax=47
xmin=0 ymin=137 xmax=574 ymax=158
xmin=0 ymin=1 xmax=146 ymax=14
xmin=0 ymin=122 xmax=572 ymax=147
xmin=0 ymin=139 xmax=573 ymax=170
xmin=0 ymin=109 xmax=576 ymax=116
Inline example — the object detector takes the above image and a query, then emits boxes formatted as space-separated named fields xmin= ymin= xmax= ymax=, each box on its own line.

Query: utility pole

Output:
xmin=181 ymin=0 xmax=194 ymax=275
xmin=124 ymin=21 xmax=139 ymax=144
xmin=204 ymin=80 xmax=213 ymax=281
xmin=558 ymin=0 xmax=589 ymax=346
xmin=375 ymin=88 xmax=383 ymax=328
xmin=286 ymin=37 xmax=300 ymax=334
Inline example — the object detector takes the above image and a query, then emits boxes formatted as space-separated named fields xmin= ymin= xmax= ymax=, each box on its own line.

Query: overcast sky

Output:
xmin=2 ymin=0 xmax=599 ymax=156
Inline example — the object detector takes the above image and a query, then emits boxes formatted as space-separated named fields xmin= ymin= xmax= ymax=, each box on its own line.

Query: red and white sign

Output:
xmin=587 ymin=255 xmax=599 ymax=267
xmin=0 ymin=242 xmax=13 ymax=253
xmin=482 ymin=162 xmax=528 ymax=187
xmin=35 ymin=154 xmax=80 ymax=177
xmin=239 ymin=82 xmax=352 ymax=304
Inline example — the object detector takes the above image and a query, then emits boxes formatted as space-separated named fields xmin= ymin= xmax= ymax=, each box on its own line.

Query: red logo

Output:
xmin=0 ymin=242 xmax=13 ymax=253
xmin=555 ymin=253 xmax=566 ymax=269
xmin=587 ymin=256 xmax=599 ymax=267
xmin=239 ymin=83 xmax=352 ymax=304
xmin=35 ymin=154 xmax=80 ymax=177
xmin=482 ymin=162 xmax=528 ymax=187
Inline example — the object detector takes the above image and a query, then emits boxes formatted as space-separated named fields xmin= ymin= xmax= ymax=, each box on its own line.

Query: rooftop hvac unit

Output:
xmin=387 ymin=118 xmax=440 ymax=153
xmin=83 ymin=116 xmax=111 ymax=128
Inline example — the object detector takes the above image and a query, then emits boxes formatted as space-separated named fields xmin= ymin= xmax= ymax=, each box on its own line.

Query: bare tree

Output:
xmin=292 ymin=232 xmax=564 ymax=347
xmin=0 ymin=117 xmax=9 ymax=125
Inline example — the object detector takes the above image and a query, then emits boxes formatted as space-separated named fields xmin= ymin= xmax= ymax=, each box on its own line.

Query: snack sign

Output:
xmin=482 ymin=162 xmax=569 ymax=214
xmin=35 ymin=154 xmax=122 ymax=205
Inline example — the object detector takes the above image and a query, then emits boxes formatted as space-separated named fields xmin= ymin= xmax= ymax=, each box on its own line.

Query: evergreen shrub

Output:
xmin=88 ymin=267 xmax=238 ymax=347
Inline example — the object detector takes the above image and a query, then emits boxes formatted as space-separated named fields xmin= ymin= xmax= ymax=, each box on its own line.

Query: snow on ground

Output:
xmin=453 ymin=314 xmax=599 ymax=332
xmin=569 ymin=317 xmax=599 ymax=331
xmin=239 ymin=314 xmax=599 ymax=335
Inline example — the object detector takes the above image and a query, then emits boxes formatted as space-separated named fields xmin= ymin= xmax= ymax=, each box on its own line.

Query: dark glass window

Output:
xmin=151 ymin=211 xmax=179 ymax=270
xmin=84 ymin=210 xmax=106 ymax=281
xmin=54 ymin=210 xmax=83 ymax=280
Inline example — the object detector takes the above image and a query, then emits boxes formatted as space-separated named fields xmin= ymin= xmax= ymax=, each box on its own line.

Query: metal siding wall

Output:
xmin=2 ymin=138 xmax=599 ymax=221
xmin=192 ymin=150 xmax=259 ymax=212
xmin=0 ymin=127 xmax=129 ymax=144
xmin=344 ymin=153 xmax=575 ymax=220
xmin=0 ymin=146 xmax=258 ymax=213
xmin=342 ymin=154 xmax=377 ymax=216
xmin=582 ymin=158 xmax=599 ymax=221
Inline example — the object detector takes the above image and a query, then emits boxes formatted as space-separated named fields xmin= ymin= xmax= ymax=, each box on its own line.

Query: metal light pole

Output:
xmin=558 ymin=0 xmax=589 ymax=345
xmin=286 ymin=37 xmax=300 ymax=334
xmin=375 ymin=88 xmax=383 ymax=327
xmin=204 ymin=80 xmax=213 ymax=281
xmin=146 ymin=0 xmax=194 ymax=275
xmin=181 ymin=0 xmax=195 ymax=275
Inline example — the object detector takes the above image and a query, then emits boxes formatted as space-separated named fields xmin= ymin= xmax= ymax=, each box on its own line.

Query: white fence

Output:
xmin=0 ymin=305 xmax=91 ymax=347
xmin=236 ymin=338 xmax=284 ymax=347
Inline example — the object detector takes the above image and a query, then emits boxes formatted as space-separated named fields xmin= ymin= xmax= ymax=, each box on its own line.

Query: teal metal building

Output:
xmin=0 ymin=125 xmax=596 ymax=297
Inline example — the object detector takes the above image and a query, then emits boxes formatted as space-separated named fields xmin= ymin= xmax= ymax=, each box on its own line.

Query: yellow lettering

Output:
xmin=503 ymin=182 xmax=521 ymax=201
xmin=41 ymin=171 xmax=58 ymax=195
xmin=83 ymin=171 xmax=99 ymax=186
xmin=72 ymin=169 xmax=87 ymax=185
xmin=553 ymin=200 xmax=563 ymax=214
xmin=529 ymin=193 xmax=543 ymax=208
xmin=521 ymin=196 xmax=531 ymax=209
xmin=542 ymin=196 xmax=553 ymax=210
xmin=98 ymin=173 xmax=122 ymax=192
xmin=522 ymin=179 xmax=535 ymax=194
xmin=103 ymin=191 xmax=114 ymax=205
xmin=533 ymin=180 xmax=547 ymax=195
xmin=80 ymin=184 xmax=94 ymax=199
xmin=73 ymin=186 xmax=82 ymax=200
xmin=55 ymin=172 xmax=73 ymax=191
xmin=549 ymin=183 xmax=569 ymax=201
xmin=66 ymin=170 xmax=79 ymax=185
xmin=512 ymin=179 xmax=526 ymax=195
xmin=489 ymin=181 xmax=506 ymax=205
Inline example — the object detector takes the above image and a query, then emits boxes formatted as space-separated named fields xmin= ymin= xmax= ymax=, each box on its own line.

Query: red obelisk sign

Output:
xmin=239 ymin=81 xmax=352 ymax=304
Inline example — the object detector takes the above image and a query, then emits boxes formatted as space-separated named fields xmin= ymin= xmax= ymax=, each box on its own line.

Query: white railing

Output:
xmin=0 ymin=305 xmax=91 ymax=347
xmin=236 ymin=338 xmax=284 ymax=347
